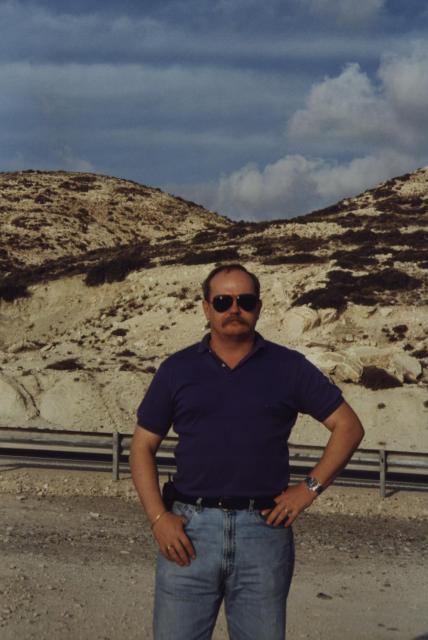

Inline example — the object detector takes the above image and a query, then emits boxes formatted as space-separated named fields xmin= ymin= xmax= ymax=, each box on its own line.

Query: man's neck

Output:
xmin=209 ymin=331 xmax=256 ymax=364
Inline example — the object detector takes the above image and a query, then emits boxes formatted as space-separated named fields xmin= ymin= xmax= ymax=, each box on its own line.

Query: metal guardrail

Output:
xmin=1 ymin=427 xmax=427 ymax=498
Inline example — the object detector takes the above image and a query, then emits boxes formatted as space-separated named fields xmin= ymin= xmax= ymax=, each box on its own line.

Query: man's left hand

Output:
xmin=261 ymin=482 xmax=316 ymax=527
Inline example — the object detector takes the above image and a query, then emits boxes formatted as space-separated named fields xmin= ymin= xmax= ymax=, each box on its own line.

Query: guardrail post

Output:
xmin=379 ymin=449 xmax=386 ymax=498
xmin=112 ymin=432 xmax=120 ymax=482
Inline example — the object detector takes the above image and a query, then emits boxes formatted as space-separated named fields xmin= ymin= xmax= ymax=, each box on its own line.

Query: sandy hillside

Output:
xmin=0 ymin=168 xmax=427 ymax=452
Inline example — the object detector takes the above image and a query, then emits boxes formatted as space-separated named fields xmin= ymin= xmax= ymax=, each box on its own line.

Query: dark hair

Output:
xmin=202 ymin=263 xmax=261 ymax=301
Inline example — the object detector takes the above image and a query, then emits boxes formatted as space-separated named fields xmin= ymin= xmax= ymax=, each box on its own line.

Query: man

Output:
xmin=130 ymin=263 xmax=364 ymax=640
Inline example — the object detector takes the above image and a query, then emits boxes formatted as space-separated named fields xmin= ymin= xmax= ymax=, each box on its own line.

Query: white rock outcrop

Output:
xmin=39 ymin=374 xmax=115 ymax=430
xmin=0 ymin=375 xmax=38 ymax=422
xmin=305 ymin=350 xmax=363 ymax=383
xmin=391 ymin=353 xmax=422 ymax=383
xmin=348 ymin=346 xmax=422 ymax=383
xmin=281 ymin=306 xmax=320 ymax=339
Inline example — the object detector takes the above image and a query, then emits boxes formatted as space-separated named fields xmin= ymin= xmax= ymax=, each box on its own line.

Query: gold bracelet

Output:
xmin=150 ymin=510 xmax=168 ymax=529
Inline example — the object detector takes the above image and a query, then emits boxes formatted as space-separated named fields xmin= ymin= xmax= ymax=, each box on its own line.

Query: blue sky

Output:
xmin=1 ymin=0 xmax=427 ymax=219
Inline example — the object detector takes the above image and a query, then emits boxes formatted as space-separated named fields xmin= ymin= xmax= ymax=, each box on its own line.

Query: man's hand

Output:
xmin=152 ymin=512 xmax=197 ymax=566
xmin=261 ymin=483 xmax=316 ymax=527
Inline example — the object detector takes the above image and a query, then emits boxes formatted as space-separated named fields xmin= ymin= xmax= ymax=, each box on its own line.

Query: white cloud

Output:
xmin=180 ymin=150 xmax=420 ymax=220
xmin=215 ymin=155 xmax=322 ymax=218
xmin=288 ymin=44 xmax=428 ymax=151
xmin=313 ymin=150 xmax=417 ymax=200
xmin=288 ymin=63 xmax=396 ymax=144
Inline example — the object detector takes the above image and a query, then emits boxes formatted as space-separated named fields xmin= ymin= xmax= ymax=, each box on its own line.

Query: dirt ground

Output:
xmin=0 ymin=468 xmax=427 ymax=640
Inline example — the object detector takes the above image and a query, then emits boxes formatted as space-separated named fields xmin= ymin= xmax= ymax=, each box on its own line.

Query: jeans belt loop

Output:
xmin=196 ymin=497 xmax=203 ymax=512
xmin=249 ymin=498 xmax=255 ymax=512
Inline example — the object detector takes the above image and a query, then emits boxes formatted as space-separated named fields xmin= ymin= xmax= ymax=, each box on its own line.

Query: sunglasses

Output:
xmin=210 ymin=294 xmax=259 ymax=313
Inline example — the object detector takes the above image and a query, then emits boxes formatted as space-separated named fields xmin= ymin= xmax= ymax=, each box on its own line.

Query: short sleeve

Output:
xmin=136 ymin=361 xmax=174 ymax=436
xmin=293 ymin=354 xmax=343 ymax=422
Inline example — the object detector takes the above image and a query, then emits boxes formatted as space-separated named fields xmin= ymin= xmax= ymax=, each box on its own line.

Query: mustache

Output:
xmin=222 ymin=316 xmax=249 ymax=327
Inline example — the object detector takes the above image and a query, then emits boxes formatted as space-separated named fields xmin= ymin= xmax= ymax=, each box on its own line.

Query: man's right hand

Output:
xmin=152 ymin=512 xmax=196 ymax=566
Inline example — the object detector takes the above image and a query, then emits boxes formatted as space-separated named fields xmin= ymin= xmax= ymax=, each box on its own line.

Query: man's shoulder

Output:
xmin=159 ymin=341 xmax=201 ymax=369
xmin=263 ymin=338 xmax=306 ymax=363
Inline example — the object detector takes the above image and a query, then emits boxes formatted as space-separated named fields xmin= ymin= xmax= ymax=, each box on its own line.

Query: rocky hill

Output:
xmin=0 ymin=170 xmax=231 ymax=297
xmin=0 ymin=168 xmax=427 ymax=453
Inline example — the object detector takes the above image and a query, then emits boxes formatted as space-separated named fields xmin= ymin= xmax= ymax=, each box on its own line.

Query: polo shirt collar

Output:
xmin=197 ymin=331 xmax=267 ymax=354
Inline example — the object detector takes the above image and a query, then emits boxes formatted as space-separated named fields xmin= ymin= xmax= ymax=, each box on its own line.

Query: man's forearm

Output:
xmin=129 ymin=444 xmax=166 ymax=524
xmin=309 ymin=418 xmax=364 ymax=490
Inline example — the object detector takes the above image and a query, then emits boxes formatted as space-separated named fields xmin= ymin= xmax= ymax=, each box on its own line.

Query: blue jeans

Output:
xmin=153 ymin=500 xmax=295 ymax=640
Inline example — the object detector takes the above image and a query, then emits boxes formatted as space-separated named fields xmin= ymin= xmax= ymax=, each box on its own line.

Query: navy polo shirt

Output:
xmin=136 ymin=333 xmax=343 ymax=497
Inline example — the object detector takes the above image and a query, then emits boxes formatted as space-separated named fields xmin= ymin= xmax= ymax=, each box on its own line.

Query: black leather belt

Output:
xmin=173 ymin=489 xmax=276 ymax=511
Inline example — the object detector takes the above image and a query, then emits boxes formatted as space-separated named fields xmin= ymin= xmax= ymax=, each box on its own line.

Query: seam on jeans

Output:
xmin=221 ymin=512 xmax=236 ymax=579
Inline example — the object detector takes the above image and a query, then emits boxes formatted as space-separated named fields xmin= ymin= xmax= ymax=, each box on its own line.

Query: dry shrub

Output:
xmin=361 ymin=366 xmax=402 ymax=390
xmin=376 ymin=195 xmax=427 ymax=215
xmin=336 ymin=213 xmax=372 ymax=227
xmin=72 ymin=175 xmax=97 ymax=183
xmin=180 ymin=248 xmax=239 ymax=265
xmin=293 ymin=200 xmax=349 ymax=224
xmin=262 ymin=253 xmax=326 ymax=265
xmin=34 ymin=194 xmax=52 ymax=204
xmin=332 ymin=248 xmax=378 ymax=269
xmin=360 ymin=268 xmax=421 ymax=292
xmin=119 ymin=362 xmax=139 ymax=372
xmin=117 ymin=349 xmax=136 ymax=357
xmin=224 ymin=224 xmax=254 ymax=239
xmin=412 ymin=347 xmax=428 ymax=358
xmin=392 ymin=324 xmax=408 ymax=335
xmin=0 ymin=284 xmax=29 ymax=302
xmin=111 ymin=328 xmax=128 ymax=336
xmin=394 ymin=249 xmax=428 ymax=263
xmin=192 ymin=230 xmax=220 ymax=244
xmin=46 ymin=358 xmax=83 ymax=371
xmin=292 ymin=267 xmax=420 ymax=310
xmin=85 ymin=247 xmax=151 ymax=286
xmin=142 ymin=366 xmax=156 ymax=374
xmin=293 ymin=286 xmax=348 ymax=310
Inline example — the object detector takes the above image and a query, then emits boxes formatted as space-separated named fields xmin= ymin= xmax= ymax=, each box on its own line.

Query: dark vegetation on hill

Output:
xmin=1 ymin=169 xmax=427 ymax=310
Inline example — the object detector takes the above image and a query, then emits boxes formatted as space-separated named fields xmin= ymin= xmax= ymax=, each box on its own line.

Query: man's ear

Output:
xmin=202 ymin=299 xmax=210 ymax=321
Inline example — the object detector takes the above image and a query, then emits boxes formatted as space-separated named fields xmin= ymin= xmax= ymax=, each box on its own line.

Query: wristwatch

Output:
xmin=304 ymin=476 xmax=324 ymax=495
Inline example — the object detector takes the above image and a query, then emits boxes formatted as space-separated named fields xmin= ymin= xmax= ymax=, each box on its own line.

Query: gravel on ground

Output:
xmin=0 ymin=467 xmax=427 ymax=640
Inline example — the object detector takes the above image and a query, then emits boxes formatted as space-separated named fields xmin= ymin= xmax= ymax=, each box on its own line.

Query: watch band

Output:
xmin=304 ymin=476 xmax=324 ymax=495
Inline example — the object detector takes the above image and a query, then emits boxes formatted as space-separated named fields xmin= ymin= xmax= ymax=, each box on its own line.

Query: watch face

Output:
xmin=305 ymin=477 xmax=322 ymax=492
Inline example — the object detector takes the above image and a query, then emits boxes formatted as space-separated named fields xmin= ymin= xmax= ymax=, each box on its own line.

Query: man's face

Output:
xmin=202 ymin=269 xmax=262 ymax=340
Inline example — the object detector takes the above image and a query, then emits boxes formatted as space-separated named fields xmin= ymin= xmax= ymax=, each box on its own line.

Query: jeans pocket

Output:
xmin=172 ymin=500 xmax=196 ymax=526
xmin=250 ymin=509 xmax=271 ymax=525
xmin=250 ymin=509 xmax=291 ymax=531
